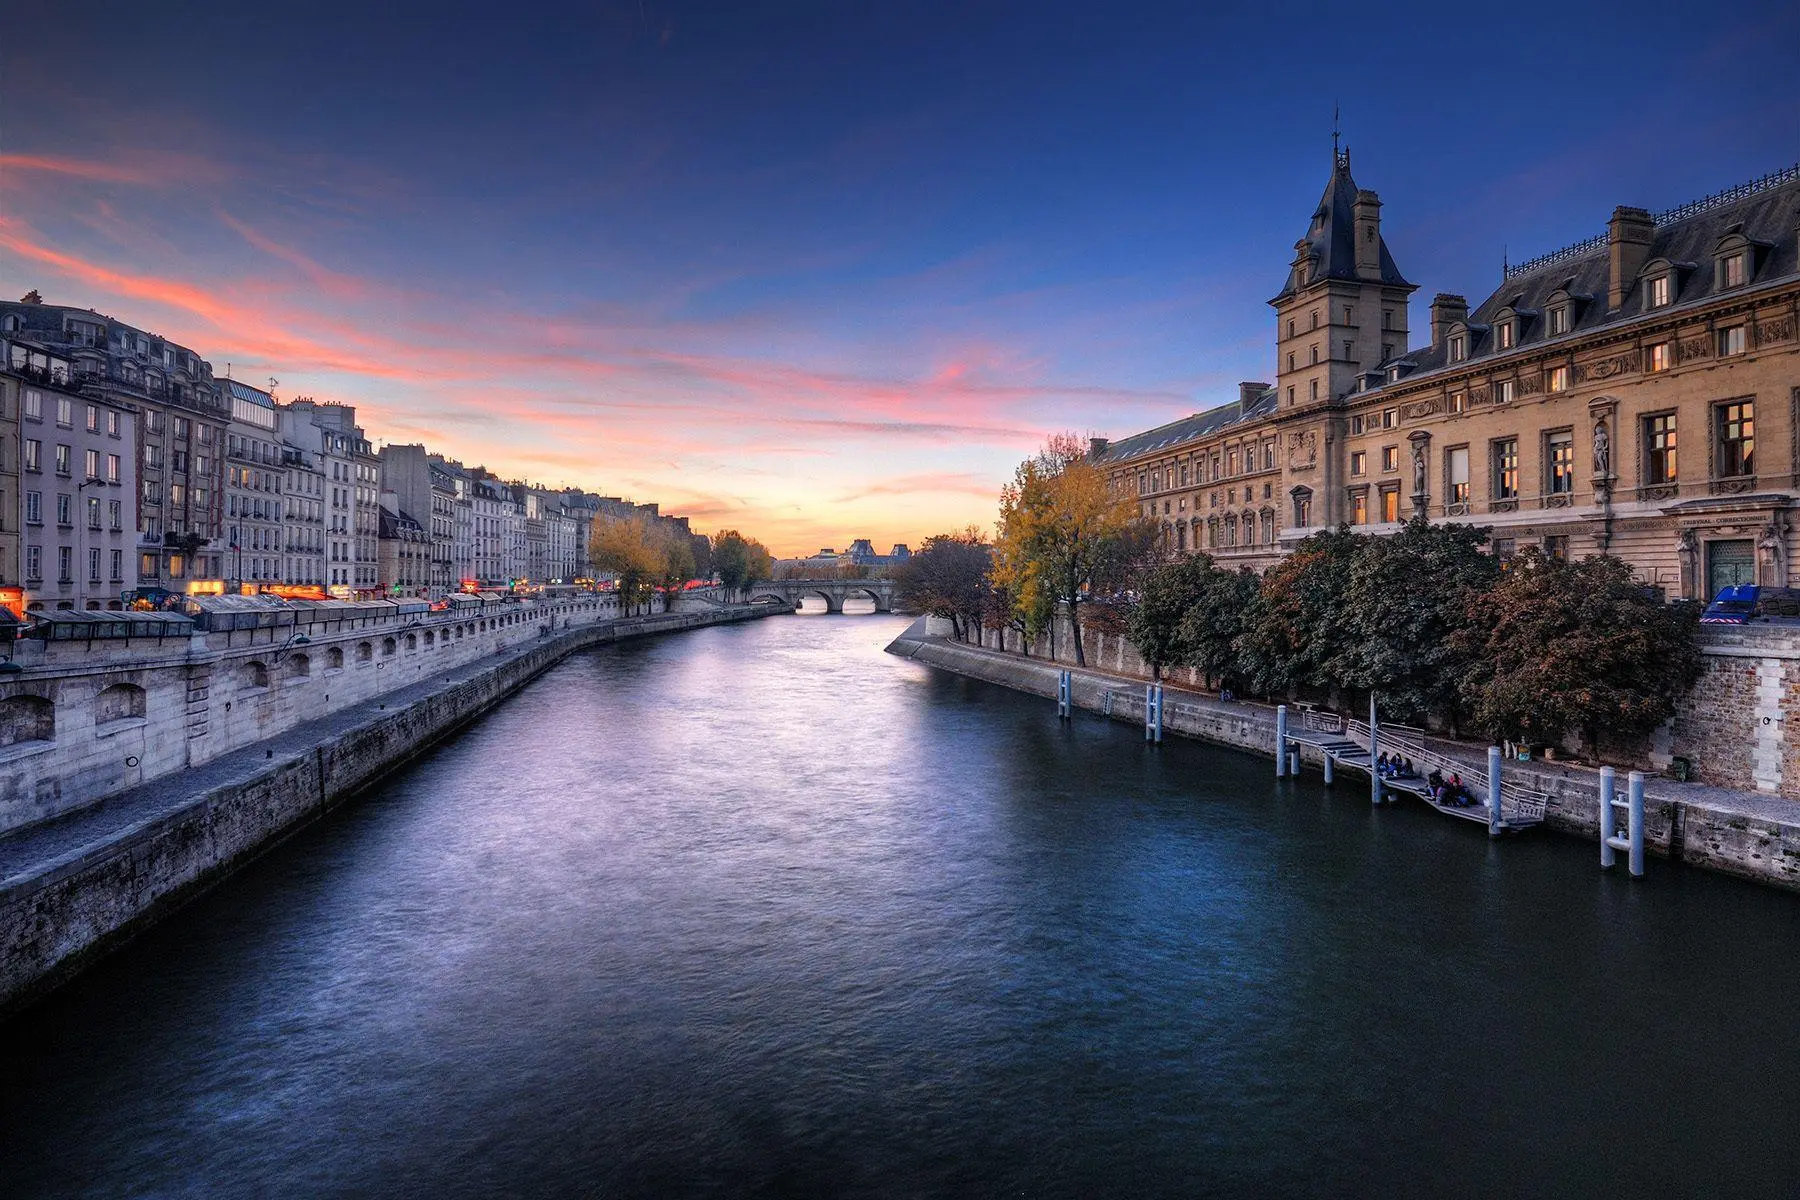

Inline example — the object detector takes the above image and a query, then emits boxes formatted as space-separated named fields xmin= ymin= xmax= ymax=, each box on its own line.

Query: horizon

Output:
xmin=3 ymin=0 xmax=1798 ymax=557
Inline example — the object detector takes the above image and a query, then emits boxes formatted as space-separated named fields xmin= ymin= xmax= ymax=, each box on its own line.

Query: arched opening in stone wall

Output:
xmin=94 ymin=683 xmax=146 ymax=725
xmin=0 ymin=694 xmax=54 ymax=748
xmin=327 ymin=647 xmax=345 ymax=670
xmin=381 ymin=637 xmax=397 ymax=657
xmin=286 ymin=654 xmax=311 ymax=680
xmin=244 ymin=661 xmax=270 ymax=690
xmin=356 ymin=642 xmax=373 ymax=662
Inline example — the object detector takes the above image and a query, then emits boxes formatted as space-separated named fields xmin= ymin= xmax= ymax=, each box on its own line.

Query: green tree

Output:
xmin=712 ymin=530 xmax=755 ymax=600
xmin=1333 ymin=518 xmax=1500 ymax=726
xmin=1177 ymin=563 xmax=1261 ymax=691
xmin=1236 ymin=526 xmax=1366 ymax=696
xmin=1126 ymin=554 xmax=1216 ymax=680
xmin=1454 ymin=550 xmax=1703 ymax=753
xmin=654 ymin=523 xmax=697 ymax=607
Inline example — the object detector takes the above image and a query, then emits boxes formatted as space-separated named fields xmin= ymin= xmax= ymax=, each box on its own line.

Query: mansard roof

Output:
xmin=1271 ymin=150 xmax=1412 ymax=303
xmin=1092 ymin=386 xmax=1278 ymax=465
xmin=1371 ymin=164 xmax=1800 ymax=387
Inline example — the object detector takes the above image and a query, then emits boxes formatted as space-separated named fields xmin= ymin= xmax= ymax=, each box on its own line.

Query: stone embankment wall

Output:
xmin=890 ymin=623 xmax=1800 ymax=895
xmin=955 ymin=608 xmax=1800 ymax=796
xmin=0 ymin=603 xmax=781 ymax=1016
xmin=0 ymin=595 xmax=627 ymax=836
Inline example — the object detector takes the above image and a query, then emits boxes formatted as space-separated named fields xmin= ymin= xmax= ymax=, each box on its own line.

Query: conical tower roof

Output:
xmin=1271 ymin=150 xmax=1412 ymax=302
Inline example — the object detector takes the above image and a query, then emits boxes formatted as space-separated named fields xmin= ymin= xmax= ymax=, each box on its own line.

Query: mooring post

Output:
xmin=1155 ymin=685 xmax=1164 ymax=743
xmin=1057 ymin=669 xmax=1072 ymax=720
xmin=1368 ymin=693 xmax=1382 ymax=805
xmin=1487 ymin=745 xmax=1503 ymax=837
xmin=1628 ymin=771 xmax=1646 ymax=879
xmin=1599 ymin=766 xmax=1616 ymax=869
xmin=1146 ymin=684 xmax=1163 ymax=743
xmin=1275 ymin=704 xmax=1289 ymax=777
xmin=1322 ymin=753 xmax=1334 ymax=784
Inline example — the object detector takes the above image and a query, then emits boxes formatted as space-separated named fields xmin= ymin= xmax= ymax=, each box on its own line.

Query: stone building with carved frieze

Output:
xmin=1095 ymin=155 xmax=1800 ymax=601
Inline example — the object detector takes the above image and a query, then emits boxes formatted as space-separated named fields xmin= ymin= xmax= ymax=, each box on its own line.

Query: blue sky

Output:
xmin=3 ymin=0 xmax=1797 ymax=552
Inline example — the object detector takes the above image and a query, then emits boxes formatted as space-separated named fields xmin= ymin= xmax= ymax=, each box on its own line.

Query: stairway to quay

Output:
xmin=887 ymin=617 xmax=1800 ymax=896
xmin=0 ymin=594 xmax=786 ymax=1015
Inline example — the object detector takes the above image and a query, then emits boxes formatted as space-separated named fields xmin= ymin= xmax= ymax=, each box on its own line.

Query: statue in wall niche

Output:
xmin=1411 ymin=440 xmax=1428 ymax=496
xmin=1592 ymin=417 xmax=1611 ymax=479
xmin=1758 ymin=515 xmax=1789 ymax=586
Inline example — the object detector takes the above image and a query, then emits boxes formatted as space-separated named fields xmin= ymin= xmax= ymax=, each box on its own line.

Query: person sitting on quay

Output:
xmin=1426 ymin=768 xmax=1445 ymax=799
xmin=1376 ymin=752 xmax=1391 ymax=776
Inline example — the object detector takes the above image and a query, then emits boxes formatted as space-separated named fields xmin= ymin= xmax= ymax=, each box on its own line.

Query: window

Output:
xmin=1309 ymin=380 xmax=1318 ymax=402
xmin=54 ymin=444 xmax=70 ymax=476
xmin=1381 ymin=487 xmax=1399 ymax=523
xmin=1646 ymin=275 xmax=1670 ymax=308
xmin=55 ymin=397 xmax=71 ymax=426
xmin=1448 ymin=447 xmax=1470 ymax=505
xmin=1381 ymin=446 xmax=1398 ymax=472
xmin=56 ymin=493 xmax=70 ymax=525
xmin=107 ymin=411 xmax=120 ymax=437
xmin=26 ymin=546 xmax=40 ymax=581
xmin=1547 ymin=366 xmax=1569 ymax=393
xmin=110 ymin=549 xmax=122 ymax=581
xmin=1544 ymin=535 xmax=1569 ymax=562
xmin=173 ymin=417 xmax=189 ymax=439
xmin=1495 ymin=380 xmax=1515 ymax=404
xmin=1350 ymin=415 xmax=1364 ymax=435
xmin=143 ymin=480 xmax=162 ymax=504
xmin=1286 ymin=387 xmax=1294 ymax=405
xmin=1382 ymin=408 xmax=1397 ymax=430
xmin=1548 ymin=431 xmax=1574 ymax=495
xmin=1309 ymin=345 xmax=1319 ymax=365
xmin=84 ymin=449 xmax=100 ymax=479
xmin=1287 ymin=354 xmax=1295 ymax=372
xmin=1494 ymin=538 xmax=1516 ymax=566
xmin=140 ymin=553 xmax=158 ymax=579
xmin=1718 ymin=325 xmax=1746 ymax=357
xmin=25 ymin=492 xmax=40 ymax=524
xmin=107 ymin=453 xmax=120 ymax=482
xmin=1717 ymin=400 xmax=1754 ymax=477
xmin=1493 ymin=439 xmax=1519 ymax=500
xmin=1310 ymin=311 xmax=1319 ymax=330
xmin=1720 ymin=252 xmax=1746 ymax=288
xmin=1648 ymin=342 xmax=1671 ymax=372
xmin=24 ymin=439 xmax=40 ymax=472
xmin=1497 ymin=322 xmax=1515 ymax=350
xmin=88 ymin=547 xmax=100 ymax=583
xmin=58 ymin=546 xmax=72 ymax=582
xmin=109 ymin=499 xmax=122 ymax=530
xmin=87 ymin=497 xmax=100 ymax=529
xmin=1350 ymin=490 xmax=1368 ymax=525
xmin=145 ymin=444 xmax=164 ymax=469
xmin=1645 ymin=413 xmax=1678 ymax=483
xmin=1350 ymin=451 xmax=1366 ymax=476
xmin=170 ymin=483 xmax=187 ymax=506
xmin=169 ymin=554 xmax=185 ymax=579
xmin=1263 ymin=442 xmax=1275 ymax=470
xmin=85 ymin=405 xmax=99 ymax=432
xmin=1287 ymin=319 xmax=1295 ymax=338
xmin=23 ymin=389 xmax=41 ymax=420
xmin=1548 ymin=306 xmax=1568 ymax=336
xmin=1449 ymin=334 xmax=1467 ymax=362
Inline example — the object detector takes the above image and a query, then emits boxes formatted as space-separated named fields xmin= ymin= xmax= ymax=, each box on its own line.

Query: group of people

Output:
xmin=1374 ymin=752 xmax=1417 ymax=779
xmin=1425 ymin=768 xmax=1478 ymax=808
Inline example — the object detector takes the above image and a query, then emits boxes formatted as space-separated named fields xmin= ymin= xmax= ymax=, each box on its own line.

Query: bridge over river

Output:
xmin=748 ymin=577 xmax=896 ymax=613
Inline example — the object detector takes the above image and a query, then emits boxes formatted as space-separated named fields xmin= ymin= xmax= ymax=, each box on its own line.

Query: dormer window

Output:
xmin=1547 ymin=306 xmax=1568 ymax=336
xmin=1646 ymin=275 xmax=1671 ymax=308
xmin=1720 ymin=252 xmax=1747 ymax=288
xmin=1497 ymin=321 xmax=1516 ymax=350
xmin=1448 ymin=334 xmax=1467 ymax=363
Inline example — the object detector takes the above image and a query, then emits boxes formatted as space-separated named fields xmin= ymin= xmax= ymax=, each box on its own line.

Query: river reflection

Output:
xmin=2 ymin=613 xmax=1797 ymax=1198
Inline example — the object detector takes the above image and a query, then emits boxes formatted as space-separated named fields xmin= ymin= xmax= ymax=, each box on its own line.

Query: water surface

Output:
xmin=3 ymin=612 xmax=1796 ymax=1198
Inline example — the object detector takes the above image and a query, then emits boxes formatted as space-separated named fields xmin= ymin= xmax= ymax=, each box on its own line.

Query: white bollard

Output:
xmin=1628 ymin=771 xmax=1646 ymax=879
xmin=1487 ymin=746 xmax=1503 ymax=837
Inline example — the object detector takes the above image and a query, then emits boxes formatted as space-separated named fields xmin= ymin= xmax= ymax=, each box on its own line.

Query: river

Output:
xmin=3 ymin=612 xmax=1797 ymax=1198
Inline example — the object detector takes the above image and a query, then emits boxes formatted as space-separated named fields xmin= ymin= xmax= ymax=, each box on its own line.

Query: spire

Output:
xmin=1332 ymin=102 xmax=1340 ymax=161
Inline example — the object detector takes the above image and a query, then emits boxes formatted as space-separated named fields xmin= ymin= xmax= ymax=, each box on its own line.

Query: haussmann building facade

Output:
xmin=1094 ymin=157 xmax=1800 ymax=601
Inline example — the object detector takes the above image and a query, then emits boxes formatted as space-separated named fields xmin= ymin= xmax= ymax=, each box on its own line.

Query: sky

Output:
xmin=3 ymin=2 xmax=1798 ymax=556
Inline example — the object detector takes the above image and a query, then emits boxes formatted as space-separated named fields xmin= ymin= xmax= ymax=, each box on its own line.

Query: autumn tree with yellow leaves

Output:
xmin=992 ymin=433 xmax=1140 ymax=666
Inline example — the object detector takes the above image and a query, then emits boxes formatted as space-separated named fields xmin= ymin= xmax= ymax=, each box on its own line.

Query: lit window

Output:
xmin=84 ymin=449 xmax=99 ymax=479
xmin=1497 ymin=322 xmax=1515 ymax=350
xmin=1646 ymin=276 xmax=1671 ymax=308
xmin=23 ymin=389 xmax=42 ymax=419
xmin=1449 ymin=391 xmax=1466 ymax=414
xmin=1721 ymin=253 xmax=1746 ymax=288
xmin=1717 ymin=401 xmax=1754 ymax=477
xmin=1350 ymin=451 xmax=1366 ymax=476
xmin=1648 ymin=342 xmax=1672 ymax=372
xmin=1548 ymin=306 xmax=1568 ymax=336
xmin=1382 ymin=408 xmax=1397 ymax=429
xmin=1547 ymin=366 xmax=1569 ymax=393
xmin=1381 ymin=488 xmax=1398 ymax=522
xmin=1449 ymin=334 xmax=1466 ymax=362
xmin=1644 ymin=414 xmax=1678 ymax=483
xmin=1495 ymin=380 xmax=1515 ymax=404
xmin=1493 ymin=438 xmax=1518 ymax=500
xmin=1350 ymin=490 xmax=1368 ymax=524
xmin=1718 ymin=325 xmax=1746 ymax=356
xmin=1548 ymin=431 xmax=1574 ymax=495
xmin=1448 ymin=446 xmax=1470 ymax=505
xmin=1381 ymin=446 xmax=1398 ymax=472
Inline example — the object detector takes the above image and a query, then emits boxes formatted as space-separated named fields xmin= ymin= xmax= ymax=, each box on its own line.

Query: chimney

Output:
xmin=1607 ymin=206 xmax=1654 ymax=311
xmin=1088 ymin=436 xmax=1109 ymax=459
xmin=1238 ymin=381 xmax=1271 ymax=407
xmin=1352 ymin=189 xmax=1383 ymax=279
xmin=1429 ymin=294 xmax=1468 ymax=346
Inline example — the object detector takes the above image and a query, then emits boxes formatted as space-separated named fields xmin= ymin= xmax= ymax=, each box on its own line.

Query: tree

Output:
xmin=1126 ymin=554 xmax=1215 ymax=680
xmin=1454 ymin=550 xmax=1703 ymax=753
xmin=1176 ymin=563 xmax=1261 ymax=691
xmin=654 ymin=524 xmax=697 ymax=606
xmin=712 ymin=530 xmax=755 ymax=600
xmin=1236 ymin=526 xmax=1366 ymax=696
xmin=1332 ymin=518 xmax=1500 ymax=726
xmin=992 ymin=433 xmax=1138 ymax=666
xmin=892 ymin=528 xmax=990 ymax=640
xmin=589 ymin=515 xmax=663 ymax=614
